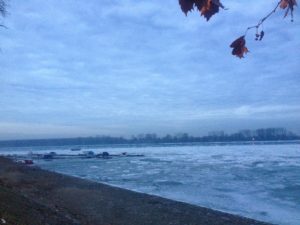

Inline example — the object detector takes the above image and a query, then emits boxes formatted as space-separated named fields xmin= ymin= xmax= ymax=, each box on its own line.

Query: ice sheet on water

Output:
xmin=3 ymin=143 xmax=300 ymax=225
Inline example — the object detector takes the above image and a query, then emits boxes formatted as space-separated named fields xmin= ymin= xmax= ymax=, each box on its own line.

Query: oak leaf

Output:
xmin=230 ymin=36 xmax=249 ymax=58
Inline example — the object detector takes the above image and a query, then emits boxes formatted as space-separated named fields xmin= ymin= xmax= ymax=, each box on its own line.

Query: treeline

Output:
xmin=0 ymin=128 xmax=299 ymax=148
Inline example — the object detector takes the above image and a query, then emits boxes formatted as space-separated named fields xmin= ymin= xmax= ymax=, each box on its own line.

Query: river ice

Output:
xmin=2 ymin=144 xmax=300 ymax=225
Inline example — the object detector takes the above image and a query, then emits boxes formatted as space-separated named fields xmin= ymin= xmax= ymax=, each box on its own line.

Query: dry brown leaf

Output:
xmin=195 ymin=0 xmax=220 ymax=21
xmin=230 ymin=36 xmax=249 ymax=58
xmin=280 ymin=0 xmax=297 ymax=18
xmin=179 ymin=0 xmax=194 ymax=15
xmin=179 ymin=0 xmax=224 ymax=20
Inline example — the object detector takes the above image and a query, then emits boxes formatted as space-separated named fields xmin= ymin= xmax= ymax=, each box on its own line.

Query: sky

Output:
xmin=0 ymin=0 xmax=299 ymax=140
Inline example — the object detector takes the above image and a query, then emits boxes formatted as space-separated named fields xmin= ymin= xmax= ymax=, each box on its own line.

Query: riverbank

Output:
xmin=0 ymin=157 xmax=271 ymax=225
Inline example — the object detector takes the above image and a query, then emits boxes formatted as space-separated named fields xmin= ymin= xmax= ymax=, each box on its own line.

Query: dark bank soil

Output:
xmin=0 ymin=157 xmax=271 ymax=225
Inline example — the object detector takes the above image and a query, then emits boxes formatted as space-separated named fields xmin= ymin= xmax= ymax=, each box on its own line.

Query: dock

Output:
xmin=4 ymin=151 xmax=145 ymax=163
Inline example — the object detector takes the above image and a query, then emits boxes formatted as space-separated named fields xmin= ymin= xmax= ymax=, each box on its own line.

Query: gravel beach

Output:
xmin=0 ymin=157 xmax=271 ymax=225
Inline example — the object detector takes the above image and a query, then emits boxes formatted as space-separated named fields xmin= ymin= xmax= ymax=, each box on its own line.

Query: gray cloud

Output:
xmin=0 ymin=0 xmax=299 ymax=139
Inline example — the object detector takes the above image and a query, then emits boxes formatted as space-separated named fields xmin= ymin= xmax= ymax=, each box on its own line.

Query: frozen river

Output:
xmin=1 ymin=143 xmax=300 ymax=225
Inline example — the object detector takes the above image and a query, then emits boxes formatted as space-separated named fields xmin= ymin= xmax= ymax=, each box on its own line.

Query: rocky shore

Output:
xmin=0 ymin=157 xmax=271 ymax=225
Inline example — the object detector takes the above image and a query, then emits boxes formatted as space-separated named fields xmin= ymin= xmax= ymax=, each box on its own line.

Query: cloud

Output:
xmin=0 ymin=122 xmax=104 ymax=140
xmin=0 ymin=0 xmax=299 ymax=139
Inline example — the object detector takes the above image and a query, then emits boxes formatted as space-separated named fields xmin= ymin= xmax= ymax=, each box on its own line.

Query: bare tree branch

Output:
xmin=0 ymin=0 xmax=7 ymax=18
xmin=0 ymin=0 xmax=8 ymax=31
xmin=244 ymin=0 xmax=297 ymax=39
xmin=245 ymin=1 xmax=281 ymax=36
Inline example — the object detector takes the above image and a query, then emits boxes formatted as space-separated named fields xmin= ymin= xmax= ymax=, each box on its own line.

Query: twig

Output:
xmin=244 ymin=1 xmax=281 ymax=36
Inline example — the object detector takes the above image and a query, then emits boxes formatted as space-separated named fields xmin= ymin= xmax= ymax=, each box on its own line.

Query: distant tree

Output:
xmin=179 ymin=0 xmax=297 ymax=58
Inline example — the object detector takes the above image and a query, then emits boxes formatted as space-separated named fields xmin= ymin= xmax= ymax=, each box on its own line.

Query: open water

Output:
xmin=1 ymin=143 xmax=300 ymax=225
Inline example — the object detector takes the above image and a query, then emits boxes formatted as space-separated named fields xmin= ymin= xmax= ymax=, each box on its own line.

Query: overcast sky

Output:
xmin=0 ymin=0 xmax=299 ymax=140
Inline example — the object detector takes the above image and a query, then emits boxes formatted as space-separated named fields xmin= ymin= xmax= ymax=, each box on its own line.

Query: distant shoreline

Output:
xmin=1 ymin=127 xmax=299 ymax=148
xmin=0 ymin=156 xmax=271 ymax=225
xmin=0 ymin=139 xmax=299 ymax=149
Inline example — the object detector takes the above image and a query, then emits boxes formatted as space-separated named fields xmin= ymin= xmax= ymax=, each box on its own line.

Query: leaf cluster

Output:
xmin=179 ymin=0 xmax=224 ymax=21
xmin=179 ymin=0 xmax=297 ymax=58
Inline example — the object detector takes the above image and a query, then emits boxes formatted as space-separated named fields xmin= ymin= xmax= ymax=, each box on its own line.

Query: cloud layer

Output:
xmin=0 ymin=0 xmax=299 ymax=139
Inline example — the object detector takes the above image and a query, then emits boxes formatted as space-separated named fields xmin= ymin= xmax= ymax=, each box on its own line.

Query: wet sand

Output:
xmin=0 ymin=157 xmax=271 ymax=225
